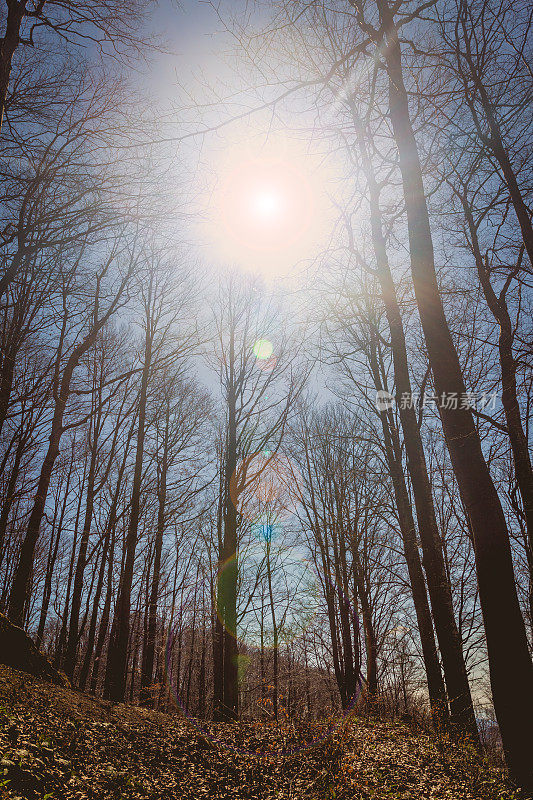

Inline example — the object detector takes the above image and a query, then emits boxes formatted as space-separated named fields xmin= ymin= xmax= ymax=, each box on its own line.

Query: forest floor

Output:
xmin=0 ymin=665 xmax=520 ymax=800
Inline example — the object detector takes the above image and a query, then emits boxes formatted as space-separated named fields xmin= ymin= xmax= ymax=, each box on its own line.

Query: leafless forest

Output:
xmin=0 ymin=0 xmax=532 ymax=795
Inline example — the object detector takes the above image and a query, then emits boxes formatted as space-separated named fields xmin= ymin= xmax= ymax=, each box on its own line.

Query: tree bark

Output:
xmin=266 ymin=539 xmax=279 ymax=720
xmin=375 ymin=1 xmax=533 ymax=786
xmin=354 ymin=117 xmax=477 ymax=739
xmin=213 ymin=467 xmax=225 ymax=719
xmin=355 ymin=560 xmax=378 ymax=699
xmin=36 ymin=459 xmax=74 ymax=647
xmin=8 ymin=357 xmax=74 ymax=626
xmin=104 ymin=299 xmax=152 ymax=702
xmin=367 ymin=333 xmax=449 ymax=726
xmin=220 ymin=326 xmax=239 ymax=720
xmin=0 ymin=1 xmax=26 ymax=139
xmin=90 ymin=524 xmax=115 ymax=694
xmin=77 ymin=527 xmax=109 ymax=692
xmin=140 ymin=402 xmax=170 ymax=705
xmin=64 ymin=421 xmax=98 ymax=681
xmin=0 ymin=426 xmax=27 ymax=563
xmin=463 ymin=200 xmax=533 ymax=557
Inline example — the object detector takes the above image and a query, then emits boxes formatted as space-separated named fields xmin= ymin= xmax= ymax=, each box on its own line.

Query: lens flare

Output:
xmin=253 ymin=338 xmax=274 ymax=359
xmin=229 ymin=451 xmax=302 ymax=524
xmin=251 ymin=518 xmax=284 ymax=544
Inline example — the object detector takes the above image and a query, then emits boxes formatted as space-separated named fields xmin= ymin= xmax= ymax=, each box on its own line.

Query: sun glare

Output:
xmin=219 ymin=159 xmax=313 ymax=253
xmin=251 ymin=187 xmax=284 ymax=220
xmin=203 ymin=135 xmax=334 ymax=279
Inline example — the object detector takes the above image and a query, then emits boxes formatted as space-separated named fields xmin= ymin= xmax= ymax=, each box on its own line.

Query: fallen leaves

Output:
xmin=0 ymin=666 xmax=519 ymax=800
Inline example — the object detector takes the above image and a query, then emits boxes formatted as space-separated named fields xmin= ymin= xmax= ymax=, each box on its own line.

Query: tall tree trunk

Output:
xmin=354 ymin=555 xmax=378 ymax=699
xmin=0 ymin=1 xmax=26 ymax=143
xmin=0 ymin=425 xmax=27 ymax=563
xmin=463 ymin=200 xmax=533 ymax=556
xmin=36 ymin=460 xmax=74 ymax=647
xmin=303 ymin=636 xmax=312 ymax=717
xmin=376 ymin=1 xmax=533 ymax=786
xmin=78 ymin=528 xmax=109 ymax=692
xmin=53 ymin=484 xmax=84 ymax=669
xmin=212 ymin=609 xmax=225 ymax=718
xmin=213 ymin=470 xmax=225 ymax=719
xmin=355 ymin=117 xmax=477 ymax=739
xmin=36 ymin=522 xmax=61 ymax=649
xmin=198 ymin=616 xmax=206 ymax=719
xmin=367 ymin=332 xmax=449 ymax=725
xmin=89 ymin=419 xmax=131 ymax=693
xmin=321 ymin=546 xmax=346 ymax=707
xmin=104 ymin=312 xmax=152 ymax=702
xmin=266 ymin=539 xmax=278 ymax=720
xmin=8 ymin=399 xmax=68 ymax=626
xmin=332 ymin=524 xmax=358 ymax=708
xmin=260 ymin=597 xmax=266 ymax=712
xmin=219 ymin=326 xmax=239 ymax=721
xmin=140 ymin=403 xmax=169 ymax=705
xmin=185 ymin=589 xmax=198 ymax=713
xmin=90 ymin=525 xmax=115 ymax=694
xmin=0 ymin=335 xmax=17 ymax=440
xmin=64 ymin=421 xmax=99 ymax=681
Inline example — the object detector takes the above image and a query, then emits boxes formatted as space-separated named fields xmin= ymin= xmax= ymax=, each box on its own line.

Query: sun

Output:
xmin=202 ymin=134 xmax=334 ymax=279
xmin=218 ymin=157 xmax=315 ymax=257
xmin=251 ymin=188 xmax=282 ymax=220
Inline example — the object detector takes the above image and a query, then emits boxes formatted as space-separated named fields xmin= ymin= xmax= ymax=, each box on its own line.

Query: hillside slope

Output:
xmin=0 ymin=666 xmax=518 ymax=799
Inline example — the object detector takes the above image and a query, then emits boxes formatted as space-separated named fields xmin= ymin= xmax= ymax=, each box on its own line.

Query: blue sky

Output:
xmin=150 ymin=0 xmax=232 ymax=68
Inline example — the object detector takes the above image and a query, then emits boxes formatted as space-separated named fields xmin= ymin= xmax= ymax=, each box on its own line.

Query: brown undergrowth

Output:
xmin=0 ymin=666 xmax=519 ymax=799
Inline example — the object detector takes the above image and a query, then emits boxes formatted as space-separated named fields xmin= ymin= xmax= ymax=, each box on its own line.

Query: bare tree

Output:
xmin=0 ymin=0 xmax=153 ymax=134
xmin=104 ymin=253 xmax=198 ymax=702
xmin=7 ymin=237 xmax=135 ymax=626
xmin=139 ymin=371 xmax=210 ymax=705
xmin=209 ymin=273 xmax=306 ymax=720
xmin=346 ymin=0 xmax=533 ymax=787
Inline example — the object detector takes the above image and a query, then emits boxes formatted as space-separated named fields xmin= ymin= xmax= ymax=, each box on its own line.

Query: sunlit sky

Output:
xmin=140 ymin=1 xmax=340 ymax=282
xmin=203 ymin=131 xmax=337 ymax=277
